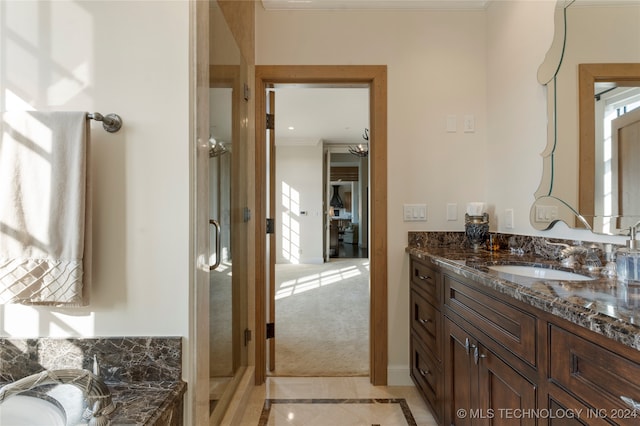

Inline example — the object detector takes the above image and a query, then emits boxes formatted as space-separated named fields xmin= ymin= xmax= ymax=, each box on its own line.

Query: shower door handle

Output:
xmin=210 ymin=219 xmax=221 ymax=271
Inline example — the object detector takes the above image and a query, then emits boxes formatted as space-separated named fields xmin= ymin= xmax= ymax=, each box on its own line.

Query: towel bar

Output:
xmin=87 ymin=112 xmax=122 ymax=133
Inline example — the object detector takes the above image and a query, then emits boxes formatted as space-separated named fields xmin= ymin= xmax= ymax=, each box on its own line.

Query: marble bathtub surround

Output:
xmin=407 ymin=232 xmax=640 ymax=352
xmin=0 ymin=337 xmax=185 ymax=425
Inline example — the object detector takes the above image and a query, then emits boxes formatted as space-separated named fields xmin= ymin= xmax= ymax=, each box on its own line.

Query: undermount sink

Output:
xmin=0 ymin=395 xmax=66 ymax=426
xmin=488 ymin=265 xmax=595 ymax=281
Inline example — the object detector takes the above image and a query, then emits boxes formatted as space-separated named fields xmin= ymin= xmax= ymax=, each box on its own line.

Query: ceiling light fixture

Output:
xmin=349 ymin=128 xmax=369 ymax=157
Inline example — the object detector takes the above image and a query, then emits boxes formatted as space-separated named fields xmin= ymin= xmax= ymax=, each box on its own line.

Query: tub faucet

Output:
xmin=0 ymin=369 xmax=116 ymax=426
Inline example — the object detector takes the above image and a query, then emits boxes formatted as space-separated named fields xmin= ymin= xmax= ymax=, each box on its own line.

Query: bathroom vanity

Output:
xmin=0 ymin=337 xmax=185 ymax=425
xmin=408 ymin=236 xmax=640 ymax=426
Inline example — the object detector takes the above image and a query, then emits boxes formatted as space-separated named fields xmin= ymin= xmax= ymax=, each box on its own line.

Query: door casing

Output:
xmin=254 ymin=65 xmax=388 ymax=385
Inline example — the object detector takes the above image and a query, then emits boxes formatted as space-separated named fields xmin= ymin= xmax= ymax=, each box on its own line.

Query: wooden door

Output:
xmin=267 ymin=89 xmax=276 ymax=372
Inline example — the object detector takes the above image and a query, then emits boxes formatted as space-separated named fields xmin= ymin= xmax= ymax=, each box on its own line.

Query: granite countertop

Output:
xmin=1 ymin=379 xmax=186 ymax=426
xmin=407 ymin=245 xmax=640 ymax=352
xmin=0 ymin=337 xmax=186 ymax=426
xmin=106 ymin=380 xmax=186 ymax=425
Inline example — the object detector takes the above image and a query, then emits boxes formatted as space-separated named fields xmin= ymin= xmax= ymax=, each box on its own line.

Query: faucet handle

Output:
xmin=93 ymin=354 xmax=100 ymax=376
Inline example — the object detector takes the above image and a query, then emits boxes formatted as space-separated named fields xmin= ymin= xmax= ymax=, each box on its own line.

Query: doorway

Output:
xmin=270 ymin=86 xmax=371 ymax=376
xmin=254 ymin=65 xmax=388 ymax=385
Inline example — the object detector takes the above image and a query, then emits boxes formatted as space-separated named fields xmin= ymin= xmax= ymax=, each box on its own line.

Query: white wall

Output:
xmin=257 ymin=0 xmax=626 ymax=385
xmin=0 ymin=1 xmax=190 ymax=338
xmin=257 ymin=5 xmax=488 ymax=385
xmin=276 ymin=144 xmax=324 ymax=264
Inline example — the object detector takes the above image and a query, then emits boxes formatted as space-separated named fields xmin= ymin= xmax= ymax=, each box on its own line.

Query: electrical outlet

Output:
xmin=463 ymin=114 xmax=475 ymax=133
xmin=505 ymin=209 xmax=514 ymax=229
xmin=534 ymin=205 xmax=558 ymax=223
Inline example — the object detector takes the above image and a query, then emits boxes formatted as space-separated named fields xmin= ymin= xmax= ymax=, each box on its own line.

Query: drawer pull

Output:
xmin=621 ymin=396 xmax=640 ymax=412
xmin=474 ymin=346 xmax=487 ymax=365
xmin=418 ymin=274 xmax=432 ymax=282
xmin=419 ymin=368 xmax=431 ymax=377
xmin=418 ymin=317 xmax=431 ymax=325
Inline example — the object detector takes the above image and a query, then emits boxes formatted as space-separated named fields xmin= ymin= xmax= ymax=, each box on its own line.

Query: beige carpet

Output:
xmin=272 ymin=258 xmax=370 ymax=377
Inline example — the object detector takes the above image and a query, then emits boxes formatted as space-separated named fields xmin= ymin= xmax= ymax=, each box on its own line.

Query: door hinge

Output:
xmin=244 ymin=328 xmax=252 ymax=346
xmin=266 ymin=218 xmax=275 ymax=234
xmin=266 ymin=322 xmax=275 ymax=339
xmin=243 ymin=83 xmax=250 ymax=101
xmin=266 ymin=113 xmax=275 ymax=130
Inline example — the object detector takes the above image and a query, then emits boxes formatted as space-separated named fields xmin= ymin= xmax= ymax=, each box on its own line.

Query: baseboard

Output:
xmin=387 ymin=364 xmax=413 ymax=386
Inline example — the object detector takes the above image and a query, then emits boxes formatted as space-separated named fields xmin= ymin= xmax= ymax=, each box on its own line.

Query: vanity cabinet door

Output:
xmin=445 ymin=318 xmax=537 ymax=426
xmin=444 ymin=318 xmax=477 ymax=426
xmin=476 ymin=342 xmax=537 ymax=426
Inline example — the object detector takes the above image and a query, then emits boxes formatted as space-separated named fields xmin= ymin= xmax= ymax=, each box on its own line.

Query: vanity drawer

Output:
xmin=410 ymin=289 xmax=441 ymax=363
xmin=411 ymin=258 xmax=440 ymax=307
xmin=410 ymin=335 xmax=442 ymax=423
xmin=444 ymin=274 xmax=537 ymax=366
xmin=549 ymin=325 xmax=640 ymax=425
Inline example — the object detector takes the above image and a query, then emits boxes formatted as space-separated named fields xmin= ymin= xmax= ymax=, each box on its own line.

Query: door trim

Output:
xmin=254 ymin=65 xmax=388 ymax=385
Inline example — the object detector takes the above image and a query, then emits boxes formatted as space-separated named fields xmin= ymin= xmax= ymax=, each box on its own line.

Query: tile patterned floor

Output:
xmin=238 ymin=377 xmax=437 ymax=426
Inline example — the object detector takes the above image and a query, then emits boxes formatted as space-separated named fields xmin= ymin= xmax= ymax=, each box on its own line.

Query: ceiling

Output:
xmin=261 ymin=0 xmax=490 ymax=10
xmin=273 ymin=86 xmax=370 ymax=147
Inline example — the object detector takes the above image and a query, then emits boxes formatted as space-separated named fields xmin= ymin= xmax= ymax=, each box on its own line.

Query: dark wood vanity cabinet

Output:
xmin=409 ymin=254 xmax=640 ymax=426
xmin=410 ymin=257 xmax=443 ymax=423
xmin=443 ymin=273 xmax=538 ymax=426
xmin=444 ymin=318 xmax=537 ymax=426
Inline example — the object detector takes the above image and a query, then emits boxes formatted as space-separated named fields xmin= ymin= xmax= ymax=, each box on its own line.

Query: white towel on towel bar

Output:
xmin=0 ymin=111 xmax=91 ymax=306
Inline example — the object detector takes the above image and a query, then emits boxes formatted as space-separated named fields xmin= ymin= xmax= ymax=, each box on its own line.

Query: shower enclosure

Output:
xmin=208 ymin=1 xmax=248 ymax=420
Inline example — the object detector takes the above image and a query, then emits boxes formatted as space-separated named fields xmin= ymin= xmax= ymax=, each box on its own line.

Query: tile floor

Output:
xmin=237 ymin=377 xmax=437 ymax=426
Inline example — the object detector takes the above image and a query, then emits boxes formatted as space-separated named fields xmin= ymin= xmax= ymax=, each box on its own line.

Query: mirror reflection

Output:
xmin=532 ymin=0 xmax=640 ymax=235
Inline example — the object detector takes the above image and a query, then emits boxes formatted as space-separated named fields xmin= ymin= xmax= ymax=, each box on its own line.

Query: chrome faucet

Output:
xmin=0 ymin=369 xmax=116 ymax=426
xmin=558 ymin=242 xmax=602 ymax=271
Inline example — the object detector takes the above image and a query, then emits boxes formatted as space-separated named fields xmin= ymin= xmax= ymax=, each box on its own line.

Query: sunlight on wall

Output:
xmin=2 ymin=0 xmax=93 ymax=107
xmin=1 ymin=305 xmax=95 ymax=337
xmin=281 ymin=181 xmax=301 ymax=263
xmin=1 ymin=0 xmax=95 ymax=337
xmin=275 ymin=261 xmax=369 ymax=300
xmin=4 ymin=89 xmax=34 ymax=111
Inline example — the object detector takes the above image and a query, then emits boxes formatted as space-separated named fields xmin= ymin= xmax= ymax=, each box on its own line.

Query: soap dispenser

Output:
xmin=617 ymin=223 xmax=640 ymax=283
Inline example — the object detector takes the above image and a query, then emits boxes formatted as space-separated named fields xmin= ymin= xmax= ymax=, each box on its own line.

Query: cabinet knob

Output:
xmin=621 ymin=396 xmax=640 ymax=411
xmin=419 ymin=368 xmax=431 ymax=377
xmin=418 ymin=317 xmax=431 ymax=325
xmin=418 ymin=274 xmax=432 ymax=282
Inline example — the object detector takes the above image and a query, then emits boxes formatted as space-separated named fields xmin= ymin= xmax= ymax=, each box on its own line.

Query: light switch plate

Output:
xmin=446 ymin=203 xmax=458 ymax=221
xmin=403 ymin=204 xmax=427 ymax=222
xmin=446 ymin=115 xmax=457 ymax=133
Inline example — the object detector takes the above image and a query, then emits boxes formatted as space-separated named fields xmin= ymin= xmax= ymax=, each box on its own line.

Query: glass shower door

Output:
xmin=209 ymin=86 xmax=238 ymax=418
